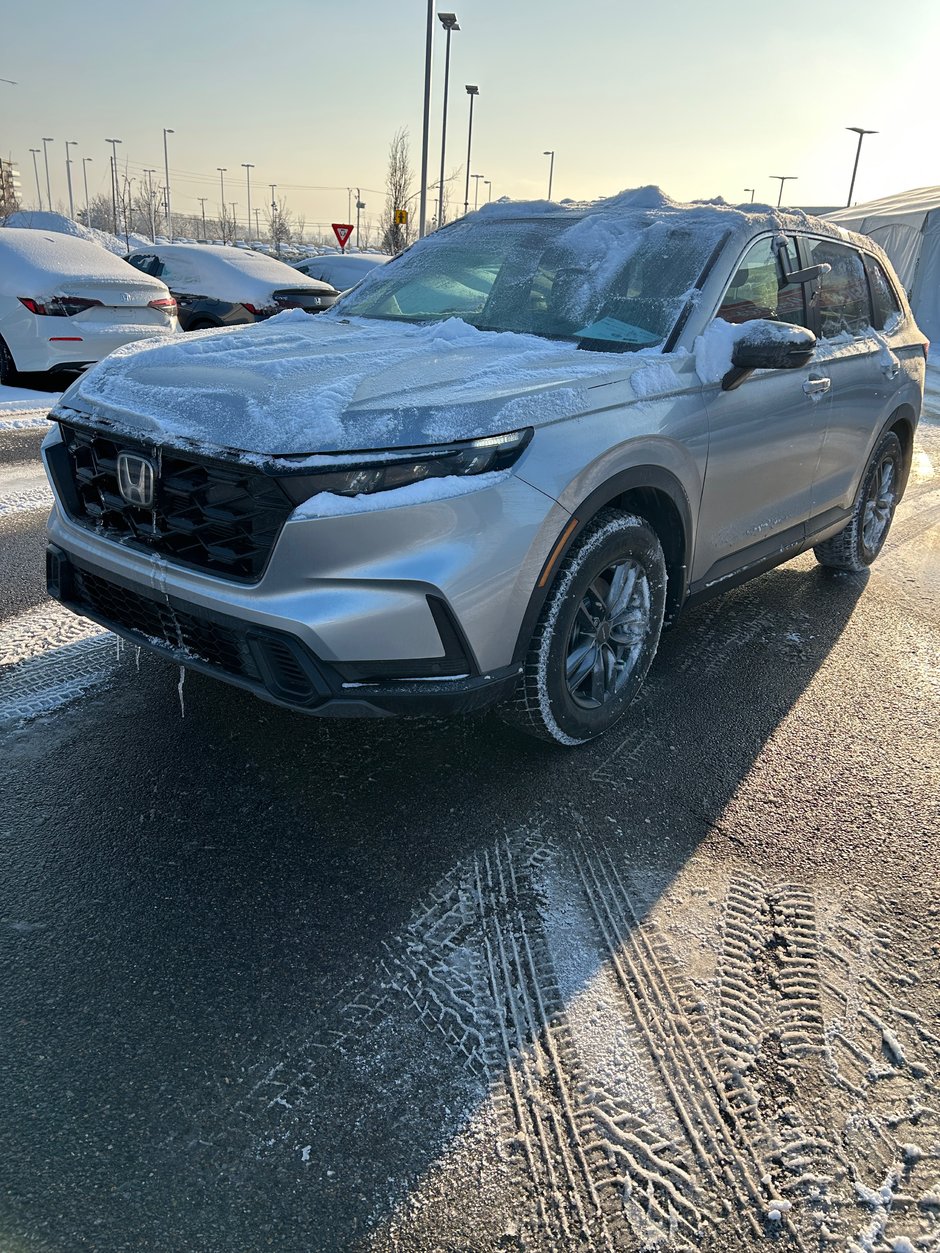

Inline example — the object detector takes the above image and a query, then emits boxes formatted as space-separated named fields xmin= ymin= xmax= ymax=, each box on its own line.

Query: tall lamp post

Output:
xmin=436 ymin=12 xmax=459 ymax=231
xmin=418 ymin=0 xmax=434 ymax=238
xmin=484 ymin=179 xmax=492 ymax=202
xmin=143 ymin=168 xmax=157 ymax=240
xmin=64 ymin=140 xmax=77 ymax=219
xmin=82 ymin=156 xmax=93 ymax=226
xmin=162 ymin=128 xmax=174 ymax=240
xmin=471 ymin=172 xmax=485 ymax=211
xmin=41 ymin=138 xmax=54 ymax=211
xmin=463 ymin=84 xmax=479 ymax=215
xmin=269 ymin=184 xmax=278 ymax=255
xmin=543 ymin=150 xmax=555 ymax=200
xmin=197 ymin=197 xmax=208 ymax=240
xmin=106 ymin=138 xmax=122 ymax=233
xmin=217 ymin=167 xmax=227 ymax=239
xmin=241 ymin=163 xmax=254 ymax=242
xmin=769 ymin=174 xmax=797 ymax=207
xmin=743 ymin=187 xmax=755 ymax=203
xmin=29 ymin=148 xmax=42 ymax=210
xmin=846 ymin=127 xmax=877 ymax=208
xmin=355 ymin=188 xmax=365 ymax=249
xmin=230 ymin=203 xmax=238 ymax=242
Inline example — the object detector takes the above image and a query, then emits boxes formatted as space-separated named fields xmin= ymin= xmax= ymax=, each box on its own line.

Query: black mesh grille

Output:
xmin=57 ymin=424 xmax=294 ymax=581
xmin=71 ymin=566 xmax=262 ymax=681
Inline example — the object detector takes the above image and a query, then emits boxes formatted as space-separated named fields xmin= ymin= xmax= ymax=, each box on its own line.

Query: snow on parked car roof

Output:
xmin=136 ymin=243 xmax=338 ymax=301
xmin=0 ymin=228 xmax=168 ymax=297
xmin=4 ymin=209 xmax=150 ymax=255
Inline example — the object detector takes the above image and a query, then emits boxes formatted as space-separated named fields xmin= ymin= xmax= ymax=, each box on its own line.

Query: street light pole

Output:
xmin=64 ymin=140 xmax=77 ymax=219
xmin=163 ymin=128 xmax=174 ymax=240
xmin=143 ymin=169 xmax=157 ymax=240
xmin=41 ymin=138 xmax=53 ymax=211
xmin=846 ymin=127 xmax=877 ymax=208
xmin=269 ymin=184 xmax=278 ymax=255
xmin=484 ymin=179 xmax=492 ymax=202
xmin=463 ymin=84 xmax=478 ymax=215
xmin=106 ymin=138 xmax=122 ymax=233
xmin=743 ymin=187 xmax=755 ymax=203
xmin=471 ymin=173 xmax=485 ymax=211
xmin=769 ymin=175 xmax=797 ymax=207
xmin=437 ymin=12 xmax=460 ymax=231
xmin=418 ymin=0 xmax=434 ymax=239
xmin=355 ymin=187 xmax=365 ymax=249
xmin=197 ymin=197 xmax=208 ymax=240
xmin=230 ymin=203 xmax=238 ymax=242
xmin=82 ymin=156 xmax=93 ymax=226
xmin=543 ymin=149 xmax=555 ymax=200
xmin=217 ymin=168 xmax=227 ymax=239
xmin=29 ymin=148 xmax=42 ymax=210
xmin=241 ymin=163 xmax=254 ymax=243
xmin=254 ymin=207 xmax=261 ymax=240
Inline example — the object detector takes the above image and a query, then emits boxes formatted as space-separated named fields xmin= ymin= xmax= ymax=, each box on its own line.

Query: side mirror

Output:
xmin=722 ymin=320 xmax=816 ymax=391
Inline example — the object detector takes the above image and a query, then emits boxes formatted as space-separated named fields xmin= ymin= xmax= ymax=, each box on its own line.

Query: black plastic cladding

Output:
xmin=54 ymin=424 xmax=295 ymax=582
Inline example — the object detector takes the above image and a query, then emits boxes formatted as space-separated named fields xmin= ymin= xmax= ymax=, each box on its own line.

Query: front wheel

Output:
xmin=814 ymin=430 xmax=904 ymax=572
xmin=502 ymin=510 xmax=667 ymax=746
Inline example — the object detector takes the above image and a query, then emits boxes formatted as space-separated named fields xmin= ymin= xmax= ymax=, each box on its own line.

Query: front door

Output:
xmin=693 ymin=234 xmax=829 ymax=588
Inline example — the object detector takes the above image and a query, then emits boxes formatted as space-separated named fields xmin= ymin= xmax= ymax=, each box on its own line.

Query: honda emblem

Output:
xmin=117 ymin=452 xmax=156 ymax=509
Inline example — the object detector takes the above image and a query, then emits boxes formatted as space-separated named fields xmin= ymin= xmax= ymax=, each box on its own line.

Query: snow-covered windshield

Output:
xmin=338 ymin=213 xmax=728 ymax=351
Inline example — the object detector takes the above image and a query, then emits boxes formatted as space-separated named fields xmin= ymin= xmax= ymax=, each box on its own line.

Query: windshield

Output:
xmin=337 ymin=213 xmax=727 ymax=351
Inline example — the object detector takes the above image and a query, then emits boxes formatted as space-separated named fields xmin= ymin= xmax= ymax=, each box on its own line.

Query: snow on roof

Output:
xmin=3 ymin=209 xmax=150 ymax=255
xmin=143 ymin=243 xmax=337 ymax=299
xmin=0 ymin=228 xmax=165 ymax=297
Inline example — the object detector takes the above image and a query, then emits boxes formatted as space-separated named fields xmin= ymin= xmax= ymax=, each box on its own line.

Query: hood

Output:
xmin=56 ymin=311 xmax=631 ymax=458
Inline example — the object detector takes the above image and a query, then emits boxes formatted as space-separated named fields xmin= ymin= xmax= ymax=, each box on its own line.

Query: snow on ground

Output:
xmin=0 ymin=383 xmax=57 ymax=429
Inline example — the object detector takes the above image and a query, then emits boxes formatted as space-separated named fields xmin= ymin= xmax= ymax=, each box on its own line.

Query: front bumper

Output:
xmin=46 ymin=544 xmax=520 ymax=718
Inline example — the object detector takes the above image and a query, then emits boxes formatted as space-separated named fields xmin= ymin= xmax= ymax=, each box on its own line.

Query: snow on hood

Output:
xmin=57 ymin=312 xmax=625 ymax=459
xmin=0 ymin=228 xmax=168 ymax=298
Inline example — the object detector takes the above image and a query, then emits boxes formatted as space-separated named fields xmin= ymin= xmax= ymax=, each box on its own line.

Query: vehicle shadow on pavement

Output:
xmin=1 ymin=561 xmax=882 ymax=1252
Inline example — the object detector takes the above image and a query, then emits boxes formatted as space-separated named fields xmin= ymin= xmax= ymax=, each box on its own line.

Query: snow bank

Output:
xmin=3 ymin=210 xmax=149 ymax=255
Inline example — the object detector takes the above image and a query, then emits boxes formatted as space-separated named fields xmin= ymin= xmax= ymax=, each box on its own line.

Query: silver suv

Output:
xmin=42 ymin=189 xmax=926 ymax=745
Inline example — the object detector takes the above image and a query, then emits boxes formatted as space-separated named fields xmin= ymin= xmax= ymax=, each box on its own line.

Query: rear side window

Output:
xmin=127 ymin=254 xmax=163 ymax=278
xmin=715 ymin=237 xmax=807 ymax=327
xmin=809 ymin=239 xmax=872 ymax=338
xmin=863 ymin=255 xmax=903 ymax=330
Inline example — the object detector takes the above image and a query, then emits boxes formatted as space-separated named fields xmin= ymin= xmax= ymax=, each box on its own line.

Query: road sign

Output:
xmin=332 ymin=222 xmax=354 ymax=251
xmin=394 ymin=208 xmax=408 ymax=225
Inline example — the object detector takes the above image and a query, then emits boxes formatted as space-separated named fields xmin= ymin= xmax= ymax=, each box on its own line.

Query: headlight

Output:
xmin=279 ymin=428 xmax=532 ymax=503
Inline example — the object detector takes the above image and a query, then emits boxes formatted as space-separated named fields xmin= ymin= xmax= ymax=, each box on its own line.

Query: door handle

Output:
xmin=802 ymin=376 xmax=831 ymax=396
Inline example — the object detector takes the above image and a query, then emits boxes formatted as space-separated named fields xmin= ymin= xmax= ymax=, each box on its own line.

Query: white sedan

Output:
xmin=0 ymin=229 xmax=179 ymax=382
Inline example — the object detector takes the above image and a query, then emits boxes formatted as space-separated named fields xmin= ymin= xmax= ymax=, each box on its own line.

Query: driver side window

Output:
xmin=715 ymin=238 xmax=807 ymax=328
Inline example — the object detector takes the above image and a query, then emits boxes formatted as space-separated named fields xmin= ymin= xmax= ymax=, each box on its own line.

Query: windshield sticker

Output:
xmin=573 ymin=317 xmax=662 ymax=346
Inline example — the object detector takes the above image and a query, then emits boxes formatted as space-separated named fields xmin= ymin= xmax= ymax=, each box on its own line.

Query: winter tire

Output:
xmin=814 ymin=430 xmax=904 ymax=572
xmin=503 ymin=509 xmax=667 ymax=746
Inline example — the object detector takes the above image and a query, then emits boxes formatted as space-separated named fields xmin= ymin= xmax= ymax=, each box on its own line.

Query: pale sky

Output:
xmin=4 ymin=0 xmax=940 ymax=239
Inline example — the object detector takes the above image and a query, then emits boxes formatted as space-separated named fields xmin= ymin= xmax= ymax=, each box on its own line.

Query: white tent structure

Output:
xmin=826 ymin=187 xmax=940 ymax=342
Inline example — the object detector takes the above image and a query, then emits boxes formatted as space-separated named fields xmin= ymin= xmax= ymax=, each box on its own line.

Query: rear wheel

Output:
xmin=814 ymin=431 xmax=904 ymax=571
xmin=502 ymin=510 xmax=667 ymax=745
xmin=0 ymin=335 xmax=18 ymax=386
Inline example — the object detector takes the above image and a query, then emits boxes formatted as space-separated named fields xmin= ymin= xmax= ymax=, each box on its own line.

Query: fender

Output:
xmin=511 ymin=464 xmax=694 ymax=664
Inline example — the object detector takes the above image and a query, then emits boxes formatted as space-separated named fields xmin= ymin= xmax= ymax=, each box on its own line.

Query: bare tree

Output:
xmin=267 ymin=196 xmax=293 ymax=256
xmin=382 ymin=127 xmax=413 ymax=256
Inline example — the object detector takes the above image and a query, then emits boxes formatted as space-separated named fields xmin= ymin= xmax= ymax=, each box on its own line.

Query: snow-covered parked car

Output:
xmin=123 ymin=244 xmax=339 ymax=330
xmin=0 ymin=229 xmax=178 ymax=382
xmin=42 ymin=188 xmax=926 ymax=745
xmin=292 ymin=252 xmax=389 ymax=292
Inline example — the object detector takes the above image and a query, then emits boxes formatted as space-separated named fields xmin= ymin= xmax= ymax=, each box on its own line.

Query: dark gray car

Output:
xmin=46 ymin=190 xmax=926 ymax=745
xmin=125 ymin=243 xmax=339 ymax=330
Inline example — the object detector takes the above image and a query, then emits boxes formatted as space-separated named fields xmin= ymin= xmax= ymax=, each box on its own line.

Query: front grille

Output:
xmin=56 ymin=424 xmax=295 ymax=581
xmin=71 ymin=565 xmax=262 ymax=681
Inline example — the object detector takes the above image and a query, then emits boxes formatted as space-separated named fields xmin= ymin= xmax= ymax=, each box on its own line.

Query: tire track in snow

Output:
xmin=571 ymin=838 xmax=805 ymax=1246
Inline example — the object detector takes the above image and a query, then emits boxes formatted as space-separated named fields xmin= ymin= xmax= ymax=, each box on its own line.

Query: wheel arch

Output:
xmin=886 ymin=403 xmax=917 ymax=492
xmin=512 ymin=465 xmax=693 ymax=663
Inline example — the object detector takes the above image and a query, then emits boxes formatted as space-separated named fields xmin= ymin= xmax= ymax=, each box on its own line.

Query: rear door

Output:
xmin=693 ymin=233 xmax=827 ymax=588
xmin=803 ymin=237 xmax=910 ymax=521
